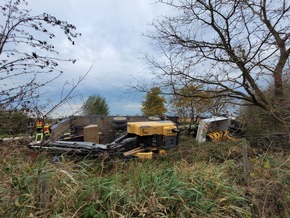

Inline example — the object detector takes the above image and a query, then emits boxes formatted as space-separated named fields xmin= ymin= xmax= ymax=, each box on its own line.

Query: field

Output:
xmin=0 ymin=137 xmax=289 ymax=217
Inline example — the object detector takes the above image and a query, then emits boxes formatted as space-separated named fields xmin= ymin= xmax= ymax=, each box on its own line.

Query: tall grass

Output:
xmin=0 ymin=137 xmax=289 ymax=217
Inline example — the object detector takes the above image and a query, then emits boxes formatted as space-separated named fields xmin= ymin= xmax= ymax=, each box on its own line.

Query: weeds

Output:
xmin=0 ymin=138 xmax=289 ymax=217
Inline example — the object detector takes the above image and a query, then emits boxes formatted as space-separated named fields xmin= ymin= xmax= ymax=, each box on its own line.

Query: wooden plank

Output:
xmin=123 ymin=147 xmax=145 ymax=157
xmin=84 ymin=124 xmax=99 ymax=143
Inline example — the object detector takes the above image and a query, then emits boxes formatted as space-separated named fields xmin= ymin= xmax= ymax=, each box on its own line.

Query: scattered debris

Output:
xmin=28 ymin=119 xmax=180 ymax=159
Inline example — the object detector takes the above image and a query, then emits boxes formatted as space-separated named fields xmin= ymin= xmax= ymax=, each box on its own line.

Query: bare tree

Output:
xmin=146 ymin=0 xmax=290 ymax=126
xmin=0 ymin=0 xmax=81 ymax=113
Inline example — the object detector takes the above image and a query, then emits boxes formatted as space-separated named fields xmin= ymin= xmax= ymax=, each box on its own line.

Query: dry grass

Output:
xmin=0 ymin=137 xmax=289 ymax=217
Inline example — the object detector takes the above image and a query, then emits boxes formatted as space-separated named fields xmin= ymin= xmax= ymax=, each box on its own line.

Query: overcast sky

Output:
xmin=25 ymin=0 xmax=172 ymax=117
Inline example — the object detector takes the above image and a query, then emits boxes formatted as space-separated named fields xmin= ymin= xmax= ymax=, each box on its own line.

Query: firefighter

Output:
xmin=36 ymin=119 xmax=44 ymax=133
xmin=43 ymin=124 xmax=51 ymax=139
xmin=34 ymin=118 xmax=51 ymax=141
xmin=35 ymin=119 xmax=44 ymax=141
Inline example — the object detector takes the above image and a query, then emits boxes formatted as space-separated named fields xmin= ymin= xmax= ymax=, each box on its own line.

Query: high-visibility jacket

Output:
xmin=43 ymin=125 xmax=50 ymax=134
xmin=36 ymin=120 xmax=43 ymax=128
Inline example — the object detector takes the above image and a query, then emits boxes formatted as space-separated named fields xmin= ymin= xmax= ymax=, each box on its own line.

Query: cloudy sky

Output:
xmin=25 ymin=0 xmax=173 ymax=117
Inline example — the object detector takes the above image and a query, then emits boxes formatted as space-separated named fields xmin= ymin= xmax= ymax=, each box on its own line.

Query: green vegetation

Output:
xmin=142 ymin=87 xmax=167 ymax=117
xmin=1 ymin=137 xmax=289 ymax=217
xmin=0 ymin=111 xmax=31 ymax=136
xmin=169 ymin=83 xmax=211 ymax=119
xmin=83 ymin=94 xmax=110 ymax=116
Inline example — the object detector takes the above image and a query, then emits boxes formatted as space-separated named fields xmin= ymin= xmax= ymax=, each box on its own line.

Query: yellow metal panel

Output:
xmin=158 ymin=149 xmax=166 ymax=155
xmin=207 ymin=130 xmax=235 ymax=142
xmin=133 ymin=152 xmax=153 ymax=159
xmin=163 ymin=126 xmax=177 ymax=136
xmin=127 ymin=121 xmax=177 ymax=136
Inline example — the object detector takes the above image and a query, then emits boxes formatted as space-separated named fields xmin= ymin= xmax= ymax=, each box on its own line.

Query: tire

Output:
xmin=112 ymin=122 xmax=127 ymax=129
xmin=148 ymin=116 xmax=161 ymax=121
xmin=113 ymin=116 xmax=128 ymax=124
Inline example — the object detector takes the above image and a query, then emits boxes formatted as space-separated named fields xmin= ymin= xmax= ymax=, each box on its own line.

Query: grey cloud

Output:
xmin=23 ymin=0 xmax=171 ymax=116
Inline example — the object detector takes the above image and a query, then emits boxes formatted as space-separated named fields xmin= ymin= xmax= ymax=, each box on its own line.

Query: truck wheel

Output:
xmin=113 ymin=116 xmax=128 ymax=124
xmin=148 ymin=116 xmax=161 ymax=121
xmin=112 ymin=122 xmax=127 ymax=129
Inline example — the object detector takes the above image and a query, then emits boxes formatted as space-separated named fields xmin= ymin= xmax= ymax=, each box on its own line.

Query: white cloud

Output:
xmin=11 ymin=0 xmax=173 ymax=117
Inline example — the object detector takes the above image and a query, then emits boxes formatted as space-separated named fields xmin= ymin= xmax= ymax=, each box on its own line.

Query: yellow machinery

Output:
xmin=127 ymin=121 xmax=178 ymax=136
xmin=29 ymin=120 xmax=180 ymax=159
xmin=124 ymin=121 xmax=179 ymax=158
xmin=207 ymin=130 xmax=235 ymax=142
xmin=196 ymin=117 xmax=235 ymax=143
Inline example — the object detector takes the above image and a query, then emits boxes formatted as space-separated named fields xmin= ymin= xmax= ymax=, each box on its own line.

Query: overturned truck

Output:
xmin=28 ymin=116 xmax=180 ymax=159
xmin=195 ymin=116 xmax=243 ymax=143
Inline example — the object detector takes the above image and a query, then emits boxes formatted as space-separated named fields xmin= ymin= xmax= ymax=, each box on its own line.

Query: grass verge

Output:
xmin=0 ymin=137 xmax=289 ymax=217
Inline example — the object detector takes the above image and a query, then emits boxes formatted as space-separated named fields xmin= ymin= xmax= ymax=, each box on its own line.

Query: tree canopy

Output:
xmin=169 ymin=83 xmax=211 ymax=118
xmin=0 ymin=0 xmax=81 ymax=114
xmin=83 ymin=95 xmax=109 ymax=116
xmin=142 ymin=87 xmax=167 ymax=117
xmin=147 ymin=0 xmax=290 ymax=125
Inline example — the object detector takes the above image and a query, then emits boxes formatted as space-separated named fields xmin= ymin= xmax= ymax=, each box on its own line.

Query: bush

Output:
xmin=0 ymin=111 xmax=30 ymax=136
